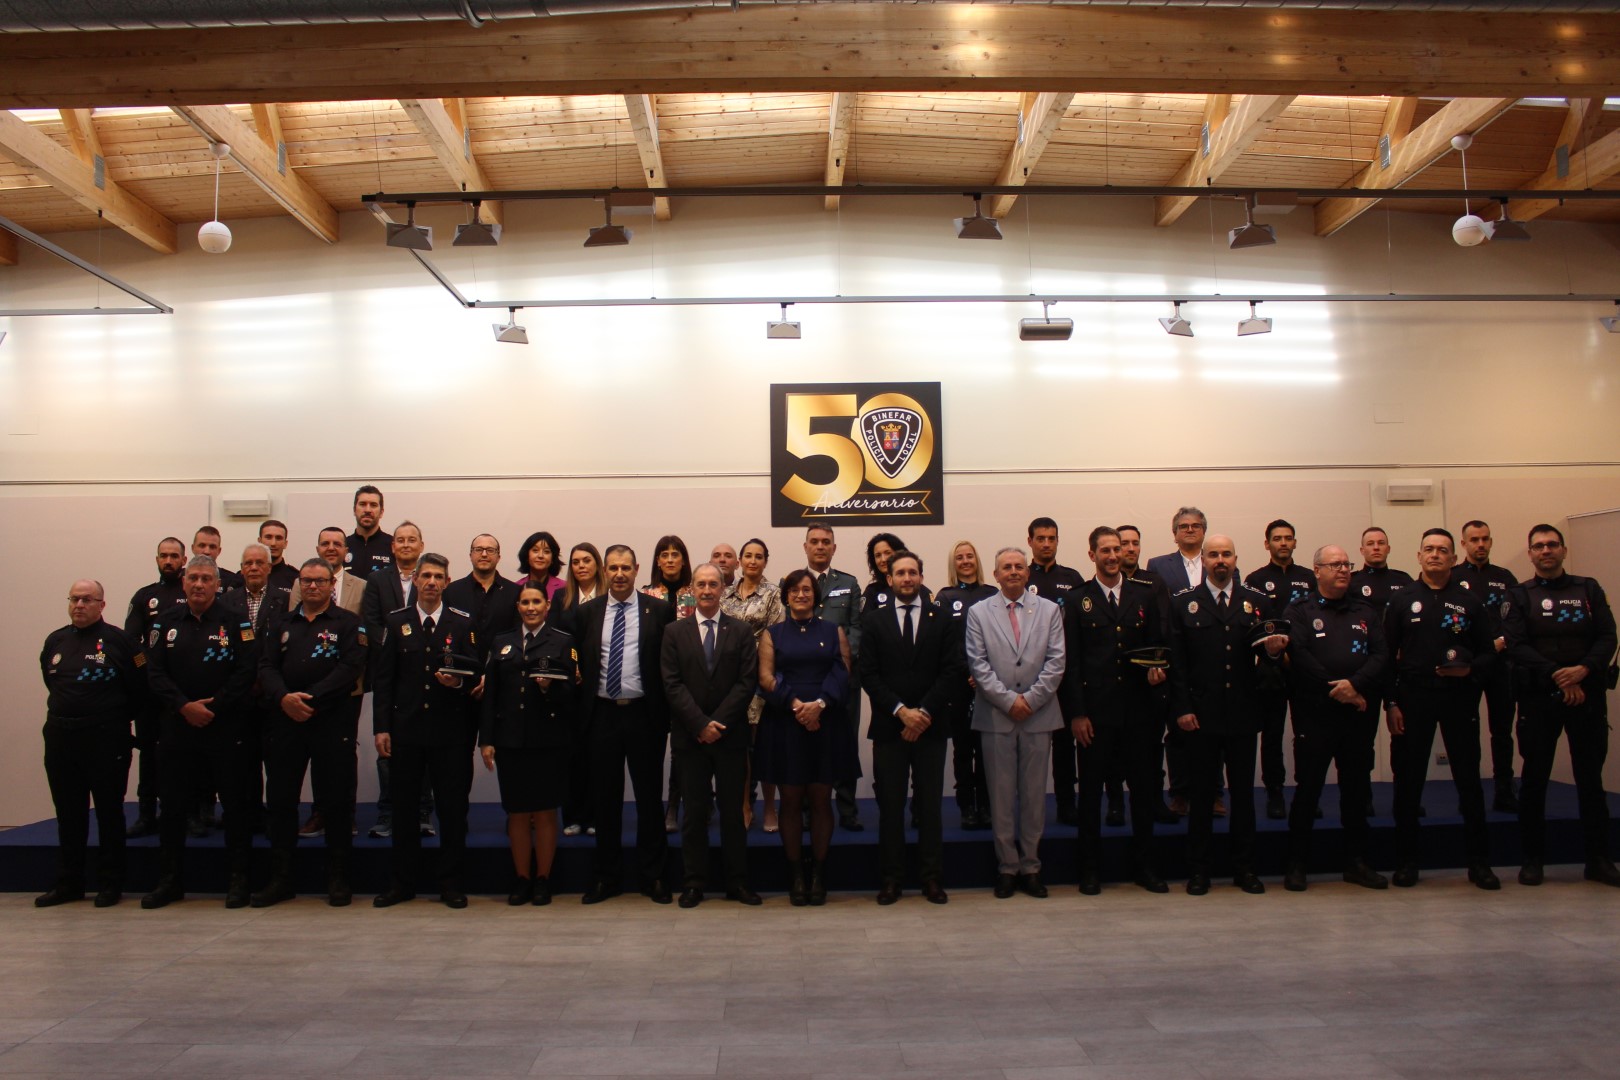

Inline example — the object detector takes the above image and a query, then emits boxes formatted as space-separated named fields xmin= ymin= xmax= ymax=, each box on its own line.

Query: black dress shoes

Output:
xmin=1493 ymin=778 xmax=1520 ymax=814
xmin=1020 ymin=873 xmax=1049 ymax=898
xmin=533 ymin=877 xmax=553 ymax=905
xmin=1153 ymin=801 xmax=1180 ymax=826
xmin=34 ymin=885 xmax=84 ymax=908
xmin=994 ymin=873 xmax=1018 ymax=899
xmin=1055 ymin=801 xmax=1079 ymax=827
xmin=1518 ymin=862 xmax=1544 ymax=887
xmin=1235 ymin=872 xmax=1266 ymax=895
xmin=725 ymin=886 xmax=763 ymax=906
xmin=508 ymin=878 xmax=534 ymax=906
xmin=141 ymin=882 xmax=184 ymax=909
xmin=440 ymin=889 xmax=469 ymax=909
xmin=224 ymin=874 xmax=251 ymax=910
xmin=1390 ymin=863 xmax=1419 ymax=888
xmin=1104 ymin=804 xmax=1126 ymax=828
xmin=1077 ymin=871 xmax=1101 ymax=896
xmin=1346 ymin=861 xmax=1391 ymax=890
xmin=642 ymin=879 xmax=673 ymax=904
xmin=1468 ymin=864 xmax=1502 ymax=891
xmin=1266 ymin=788 xmax=1286 ymax=820
xmin=921 ymin=880 xmax=948 ymax=905
xmin=1133 ymin=870 xmax=1169 ymax=894
xmin=1283 ymin=863 xmax=1308 ymax=892
xmin=372 ymin=888 xmax=415 ymax=908
xmin=1185 ymin=874 xmax=1211 ymax=896
xmin=580 ymin=881 xmax=621 ymax=905
xmin=678 ymin=887 xmax=703 ymax=909
xmin=1584 ymin=858 xmax=1620 ymax=886
xmin=839 ymin=814 xmax=865 ymax=832
xmin=876 ymin=882 xmax=901 ymax=906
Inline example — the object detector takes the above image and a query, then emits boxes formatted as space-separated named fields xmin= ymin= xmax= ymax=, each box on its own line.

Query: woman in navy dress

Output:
xmin=756 ymin=569 xmax=855 ymax=905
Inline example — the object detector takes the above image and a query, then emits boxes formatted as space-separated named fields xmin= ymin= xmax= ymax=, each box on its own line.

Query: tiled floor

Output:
xmin=2 ymin=868 xmax=1617 ymax=1078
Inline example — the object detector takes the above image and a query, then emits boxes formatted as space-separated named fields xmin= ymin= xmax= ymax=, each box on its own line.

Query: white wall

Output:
xmin=2 ymin=194 xmax=1617 ymax=824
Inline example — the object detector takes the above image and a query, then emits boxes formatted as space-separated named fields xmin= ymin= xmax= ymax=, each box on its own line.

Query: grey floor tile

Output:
xmin=530 ymin=1044 xmax=719 ymax=1075
xmin=0 ymin=1042 xmax=188 ymax=1076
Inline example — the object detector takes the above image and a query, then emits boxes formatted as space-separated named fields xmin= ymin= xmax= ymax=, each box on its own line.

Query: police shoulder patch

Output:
xmin=133 ymin=653 xmax=146 ymax=667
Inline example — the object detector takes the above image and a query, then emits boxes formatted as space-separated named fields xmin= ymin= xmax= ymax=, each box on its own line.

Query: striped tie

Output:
xmin=605 ymin=601 xmax=627 ymax=697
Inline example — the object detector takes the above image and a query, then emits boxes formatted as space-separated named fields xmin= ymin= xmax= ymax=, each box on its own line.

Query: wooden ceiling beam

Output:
xmin=1381 ymin=97 xmax=1418 ymax=144
xmin=1154 ymin=93 xmax=1294 ymax=226
xmin=0 ymin=225 xmax=15 ymax=265
xmin=248 ymin=102 xmax=286 ymax=168
xmin=399 ymin=97 xmax=503 ymax=225
xmin=621 ymin=94 xmax=671 ymax=221
xmin=171 ymin=104 xmax=339 ymax=243
xmin=1313 ymin=96 xmax=1518 ymax=236
xmin=0 ymin=109 xmax=176 ymax=253
xmin=987 ymin=92 xmax=1074 ymax=218
xmin=57 ymin=108 xmax=103 ymax=167
xmin=1 ymin=9 xmax=1617 ymax=105
xmin=823 ymin=91 xmax=856 ymax=211
xmin=1506 ymin=125 xmax=1620 ymax=222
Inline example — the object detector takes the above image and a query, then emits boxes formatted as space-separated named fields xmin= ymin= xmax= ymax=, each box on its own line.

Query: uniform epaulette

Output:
xmin=1172 ymin=586 xmax=1196 ymax=597
xmin=447 ymin=606 xmax=471 ymax=619
xmin=550 ymin=627 xmax=573 ymax=639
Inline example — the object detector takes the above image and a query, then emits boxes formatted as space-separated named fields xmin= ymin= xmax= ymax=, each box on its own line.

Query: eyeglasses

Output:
xmin=1529 ymin=541 xmax=1563 ymax=552
xmin=67 ymin=596 xmax=103 ymax=605
xmin=1175 ymin=522 xmax=1206 ymax=531
xmin=470 ymin=546 xmax=499 ymax=555
xmin=1315 ymin=561 xmax=1355 ymax=572
xmin=298 ymin=577 xmax=333 ymax=587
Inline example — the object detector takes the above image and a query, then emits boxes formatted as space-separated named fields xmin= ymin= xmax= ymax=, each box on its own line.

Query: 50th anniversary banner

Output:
xmin=769 ymin=383 xmax=944 ymax=527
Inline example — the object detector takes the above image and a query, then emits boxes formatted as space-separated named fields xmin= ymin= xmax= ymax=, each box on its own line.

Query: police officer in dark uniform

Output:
xmin=1457 ymin=519 xmax=1522 ymax=813
xmin=372 ymin=552 xmax=480 ymax=908
xmin=1244 ymin=518 xmax=1318 ymax=820
xmin=1167 ymin=535 xmax=1277 ymax=896
xmin=1119 ymin=524 xmax=1182 ymax=828
xmin=1505 ymin=524 xmax=1620 ymax=887
xmin=346 ymin=484 xmax=394 ymax=577
xmin=141 ymin=556 xmax=260 ymax=909
xmin=1349 ymin=526 xmax=1415 ymax=612
xmin=1061 ymin=527 xmax=1169 ymax=894
xmin=191 ymin=526 xmax=244 ymax=590
xmin=1383 ymin=528 xmax=1501 ymax=890
xmin=37 ymin=579 xmax=144 ymax=908
xmin=253 ymin=559 xmax=368 ymax=907
xmin=1028 ymin=516 xmax=1087 ymax=826
xmin=935 ymin=542 xmax=997 ymax=830
xmin=123 ymin=536 xmax=187 ymax=837
xmin=1281 ymin=544 xmax=1389 ymax=892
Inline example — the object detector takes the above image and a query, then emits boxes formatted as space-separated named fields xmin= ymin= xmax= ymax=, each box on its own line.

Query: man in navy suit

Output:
xmin=575 ymin=544 xmax=675 ymax=904
xmin=860 ymin=551 xmax=964 ymax=905
xmin=1145 ymin=506 xmax=1208 ymax=595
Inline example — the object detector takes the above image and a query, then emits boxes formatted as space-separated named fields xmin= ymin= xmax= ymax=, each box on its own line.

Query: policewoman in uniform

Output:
xmin=480 ymin=582 xmax=578 ymax=906
xmin=934 ymin=540 xmax=997 ymax=830
xmin=141 ymin=556 xmax=260 ymax=909
xmin=372 ymin=552 xmax=480 ymax=908
xmin=37 ymin=579 xmax=144 ymax=907
xmin=254 ymin=559 xmax=368 ymax=907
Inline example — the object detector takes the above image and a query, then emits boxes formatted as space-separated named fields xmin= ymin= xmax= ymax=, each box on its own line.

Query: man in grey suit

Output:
xmin=661 ymin=563 xmax=761 ymax=908
xmin=966 ymin=546 xmax=1067 ymax=899
xmin=1146 ymin=506 xmax=1208 ymax=595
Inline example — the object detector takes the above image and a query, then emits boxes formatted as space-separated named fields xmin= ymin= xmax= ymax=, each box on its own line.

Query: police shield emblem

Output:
xmin=858 ymin=406 xmax=923 ymax=480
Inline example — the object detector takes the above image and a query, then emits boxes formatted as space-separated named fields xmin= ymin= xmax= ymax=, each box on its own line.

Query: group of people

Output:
xmin=36 ymin=488 xmax=1618 ymax=910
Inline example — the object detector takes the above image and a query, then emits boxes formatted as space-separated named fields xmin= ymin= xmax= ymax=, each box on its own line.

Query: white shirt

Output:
xmin=415 ymin=601 xmax=443 ymax=629
xmin=1182 ymin=552 xmax=1203 ymax=588
xmin=598 ymin=594 xmax=643 ymax=698
xmin=894 ymin=596 xmax=921 ymax=635
xmin=1096 ymin=577 xmax=1123 ymax=606
xmin=1209 ymin=581 xmax=1232 ymax=605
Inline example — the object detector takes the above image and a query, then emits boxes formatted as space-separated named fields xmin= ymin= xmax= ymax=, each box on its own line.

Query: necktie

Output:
xmin=902 ymin=603 xmax=914 ymax=646
xmin=1007 ymin=601 xmax=1021 ymax=646
xmin=1217 ymin=591 xmax=1228 ymax=613
xmin=1107 ymin=590 xmax=1119 ymax=616
xmin=524 ymin=632 xmax=537 ymax=656
xmin=422 ymin=614 xmax=436 ymax=637
xmin=606 ymin=601 xmax=627 ymax=697
xmin=702 ymin=618 xmax=717 ymax=670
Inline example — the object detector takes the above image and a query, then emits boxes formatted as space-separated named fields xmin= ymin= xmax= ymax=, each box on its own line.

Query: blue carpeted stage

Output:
xmin=3 ymin=781 xmax=1616 ymax=897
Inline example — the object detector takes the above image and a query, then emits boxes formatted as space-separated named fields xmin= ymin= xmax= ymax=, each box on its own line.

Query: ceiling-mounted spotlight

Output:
xmin=197 ymin=141 xmax=233 ymax=254
xmin=954 ymin=194 xmax=1002 ymax=240
xmin=1227 ymin=194 xmax=1277 ymax=249
xmin=584 ymin=202 xmax=632 ymax=247
xmin=1237 ymin=301 xmax=1273 ymax=337
xmin=1601 ymin=302 xmax=1620 ymax=334
xmin=1019 ymin=301 xmax=1073 ymax=341
xmin=1449 ymin=133 xmax=1490 ymax=248
xmin=1158 ymin=302 xmax=1194 ymax=337
xmin=492 ymin=308 xmax=528 ymax=344
xmin=386 ymin=203 xmax=434 ymax=251
xmin=1484 ymin=199 xmax=1530 ymax=242
xmin=766 ymin=302 xmax=801 ymax=340
xmin=453 ymin=200 xmax=501 ymax=247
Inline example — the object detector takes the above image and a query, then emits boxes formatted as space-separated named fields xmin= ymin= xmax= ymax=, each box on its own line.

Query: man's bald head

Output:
xmin=1201 ymin=534 xmax=1237 ymax=588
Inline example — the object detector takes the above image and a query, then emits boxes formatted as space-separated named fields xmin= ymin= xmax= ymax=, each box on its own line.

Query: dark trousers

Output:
xmin=1186 ymin=725 xmax=1257 ymax=875
xmin=1052 ymin=725 xmax=1079 ymax=810
xmin=834 ymin=668 xmax=862 ymax=821
xmin=949 ymin=704 xmax=988 ymax=812
xmin=158 ymin=715 xmax=255 ymax=873
xmin=133 ymin=706 xmax=159 ymax=807
xmin=1518 ymin=697 xmax=1611 ymax=862
xmin=1164 ymin=723 xmax=1191 ymax=799
xmin=375 ymin=755 xmax=434 ymax=822
xmin=590 ymin=697 xmax=669 ymax=886
xmin=1473 ymin=674 xmax=1519 ymax=783
xmin=676 ymin=741 xmax=748 ymax=889
xmin=387 ymin=736 xmax=472 ymax=891
xmin=44 ymin=718 xmax=131 ymax=889
xmin=1392 ymin=686 xmax=1489 ymax=866
xmin=1078 ymin=717 xmax=1162 ymax=873
xmin=264 ymin=699 xmax=360 ymax=858
xmin=1257 ymin=689 xmax=1289 ymax=791
xmin=874 ymin=736 xmax=947 ymax=885
xmin=564 ymin=711 xmax=595 ymax=827
xmin=1286 ymin=707 xmax=1376 ymax=866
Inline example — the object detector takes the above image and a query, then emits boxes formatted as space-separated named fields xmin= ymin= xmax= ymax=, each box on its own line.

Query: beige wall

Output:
xmin=2 ymin=194 xmax=1617 ymax=824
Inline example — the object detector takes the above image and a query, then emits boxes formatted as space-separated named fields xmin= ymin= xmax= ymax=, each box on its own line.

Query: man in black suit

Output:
xmin=575 ymin=544 xmax=675 ymax=904
xmin=661 ymin=563 xmax=760 ymax=908
xmin=1145 ymin=506 xmax=1208 ymax=595
xmin=360 ymin=520 xmax=425 ymax=839
xmin=222 ymin=543 xmax=290 ymax=835
xmin=371 ymin=552 xmax=479 ymax=909
xmin=859 ymin=550 xmax=963 ymax=905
